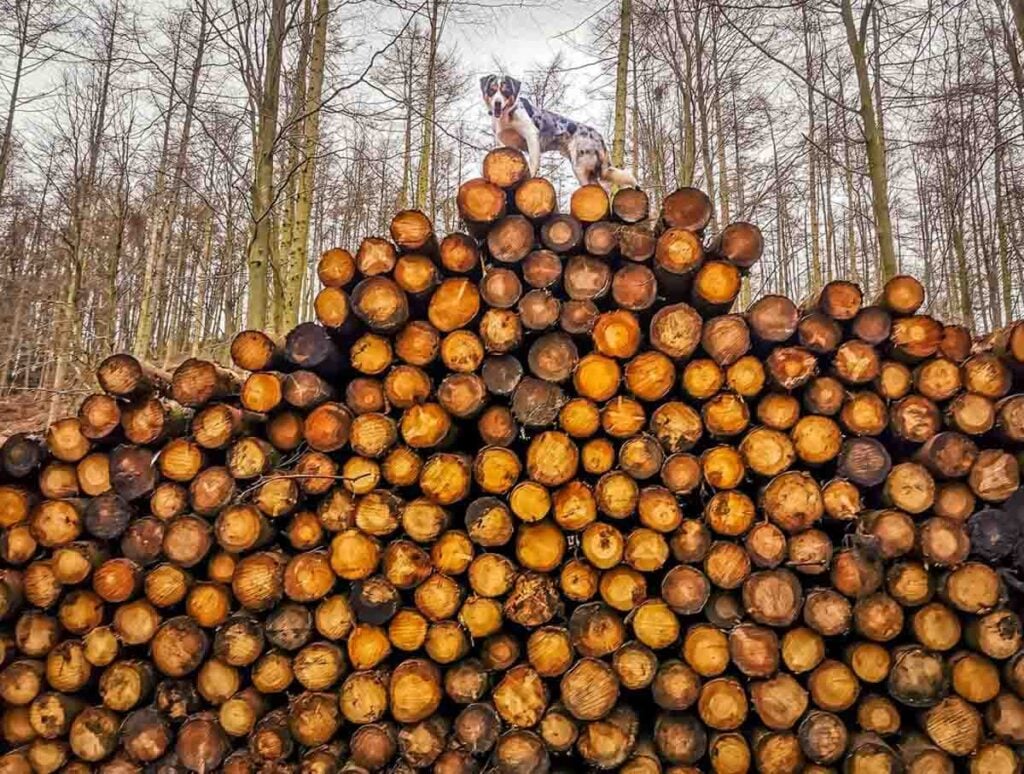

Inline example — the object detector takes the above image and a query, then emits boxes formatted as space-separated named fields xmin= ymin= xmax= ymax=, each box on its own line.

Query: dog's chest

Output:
xmin=497 ymin=126 xmax=527 ymax=151
xmin=495 ymin=112 xmax=533 ymax=151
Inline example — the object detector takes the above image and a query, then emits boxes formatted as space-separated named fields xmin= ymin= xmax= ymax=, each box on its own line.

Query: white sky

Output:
xmin=447 ymin=0 xmax=616 ymax=125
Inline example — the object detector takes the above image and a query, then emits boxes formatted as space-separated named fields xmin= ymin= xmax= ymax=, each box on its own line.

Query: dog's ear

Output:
xmin=480 ymin=75 xmax=494 ymax=94
xmin=507 ymin=77 xmax=522 ymax=98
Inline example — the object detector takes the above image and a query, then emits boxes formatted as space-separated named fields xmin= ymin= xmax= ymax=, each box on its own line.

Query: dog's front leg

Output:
xmin=526 ymin=130 xmax=541 ymax=177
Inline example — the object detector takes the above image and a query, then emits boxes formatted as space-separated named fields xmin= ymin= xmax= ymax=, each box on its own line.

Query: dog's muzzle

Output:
xmin=492 ymin=101 xmax=503 ymax=117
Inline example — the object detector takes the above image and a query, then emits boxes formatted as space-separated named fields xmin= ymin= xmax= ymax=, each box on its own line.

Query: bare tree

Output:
xmin=279 ymin=0 xmax=328 ymax=330
xmin=839 ymin=0 xmax=896 ymax=280
xmin=0 ymin=0 xmax=70 ymax=204
xmin=48 ymin=0 xmax=127 ymax=423
xmin=1 ymin=0 xmax=1024 ymax=429
xmin=415 ymin=0 xmax=444 ymax=213
xmin=611 ymin=0 xmax=631 ymax=167
xmin=134 ymin=0 xmax=209 ymax=356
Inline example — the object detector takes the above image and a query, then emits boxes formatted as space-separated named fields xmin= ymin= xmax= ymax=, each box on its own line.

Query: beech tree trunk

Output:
xmin=415 ymin=0 xmax=441 ymax=212
xmin=246 ymin=0 xmax=286 ymax=331
xmin=611 ymin=0 xmax=631 ymax=168
xmin=48 ymin=0 xmax=123 ymax=425
xmin=134 ymin=2 xmax=208 ymax=356
xmin=840 ymin=0 xmax=897 ymax=281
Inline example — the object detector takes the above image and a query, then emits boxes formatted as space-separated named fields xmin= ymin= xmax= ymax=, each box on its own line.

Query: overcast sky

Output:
xmin=447 ymin=0 xmax=617 ymax=124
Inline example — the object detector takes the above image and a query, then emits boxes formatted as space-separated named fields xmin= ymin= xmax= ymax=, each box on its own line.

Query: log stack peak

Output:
xmin=3 ymin=145 xmax=1024 ymax=773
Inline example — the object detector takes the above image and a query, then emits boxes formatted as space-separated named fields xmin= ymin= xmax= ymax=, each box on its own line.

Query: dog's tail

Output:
xmin=601 ymin=165 xmax=638 ymax=188
xmin=597 ymin=147 xmax=638 ymax=188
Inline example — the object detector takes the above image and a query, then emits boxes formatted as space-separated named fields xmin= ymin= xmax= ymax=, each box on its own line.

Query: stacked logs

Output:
xmin=2 ymin=145 xmax=1024 ymax=774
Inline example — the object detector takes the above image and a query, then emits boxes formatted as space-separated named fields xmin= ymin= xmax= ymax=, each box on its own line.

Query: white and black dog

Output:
xmin=480 ymin=74 xmax=637 ymax=189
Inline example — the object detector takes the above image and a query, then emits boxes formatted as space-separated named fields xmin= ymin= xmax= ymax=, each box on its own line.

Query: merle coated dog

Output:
xmin=480 ymin=74 xmax=637 ymax=189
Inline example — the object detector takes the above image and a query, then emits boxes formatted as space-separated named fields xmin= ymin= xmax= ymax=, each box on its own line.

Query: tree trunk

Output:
xmin=766 ymin=107 xmax=788 ymax=296
xmin=947 ymin=180 xmax=971 ymax=324
xmin=397 ymin=31 xmax=414 ymax=210
xmin=274 ymin=0 xmax=309 ymax=333
xmin=671 ymin=0 xmax=695 ymax=187
xmin=221 ymin=210 xmax=240 ymax=356
xmin=0 ymin=0 xmax=31 ymax=206
xmin=839 ymin=0 xmax=897 ymax=281
xmin=0 ymin=147 xmax=52 ymax=392
xmin=102 ymin=137 xmax=131 ymax=353
xmin=999 ymin=1 xmax=1024 ymax=134
xmin=836 ymin=66 xmax=859 ymax=283
xmin=729 ymin=90 xmax=743 ymax=216
xmin=1010 ymin=0 xmax=1024 ymax=60
xmin=630 ymin=34 xmax=640 ymax=182
xmin=819 ymin=39 xmax=837 ymax=282
xmin=247 ymin=0 xmax=286 ymax=331
xmin=970 ymin=159 xmax=999 ymax=331
xmin=731 ymin=91 xmax=748 ymax=307
xmin=692 ymin=5 xmax=715 ymax=225
xmin=134 ymin=5 xmax=207 ymax=356
xmin=282 ymin=0 xmax=328 ymax=331
xmin=48 ymin=0 xmax=122 ymax=424
xmin=712 ymin=13 xmax=729 ymax=223
xmin=160 ymin=213 xmax=191 ymax=363
xmin=803 ymin=6 xmax=821 ymax=290
xmin=415 ymin=0 xmax=441 ymax=212
xmin=611 ymin=0 xmax=631 ymax=168
xmin=990 ymin=32 xmax=1014 ymax=322
xmin=190 ymin=208 xmax=215 ymax=357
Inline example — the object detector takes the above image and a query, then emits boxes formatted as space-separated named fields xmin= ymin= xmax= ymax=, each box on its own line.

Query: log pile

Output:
xmin=2 ymin=146 xmax=1024 ymax=773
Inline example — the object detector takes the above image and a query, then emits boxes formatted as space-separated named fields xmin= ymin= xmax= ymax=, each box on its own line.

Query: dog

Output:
xmin=480 ymin=74 xmax=637 ymax=189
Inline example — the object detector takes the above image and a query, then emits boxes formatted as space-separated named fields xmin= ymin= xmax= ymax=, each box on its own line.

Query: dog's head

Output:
xmin=480 ymin=74 xmax=521 ymax=118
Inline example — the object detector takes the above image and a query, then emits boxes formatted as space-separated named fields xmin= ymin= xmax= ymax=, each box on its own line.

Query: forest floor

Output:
xmin=0 ymin=350 xmax=213 ymax=442
xmin=0 ymin=392 xmax=52 ymax=442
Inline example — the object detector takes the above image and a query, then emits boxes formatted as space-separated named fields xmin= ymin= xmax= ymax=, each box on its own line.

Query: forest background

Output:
xmin=0 ymin=0 xmax=1020 ymax=426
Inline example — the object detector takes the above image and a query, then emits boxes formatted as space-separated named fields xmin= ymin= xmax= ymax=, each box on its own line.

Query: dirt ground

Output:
xmin=0 ymin=392 xmax=53 ymax=443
